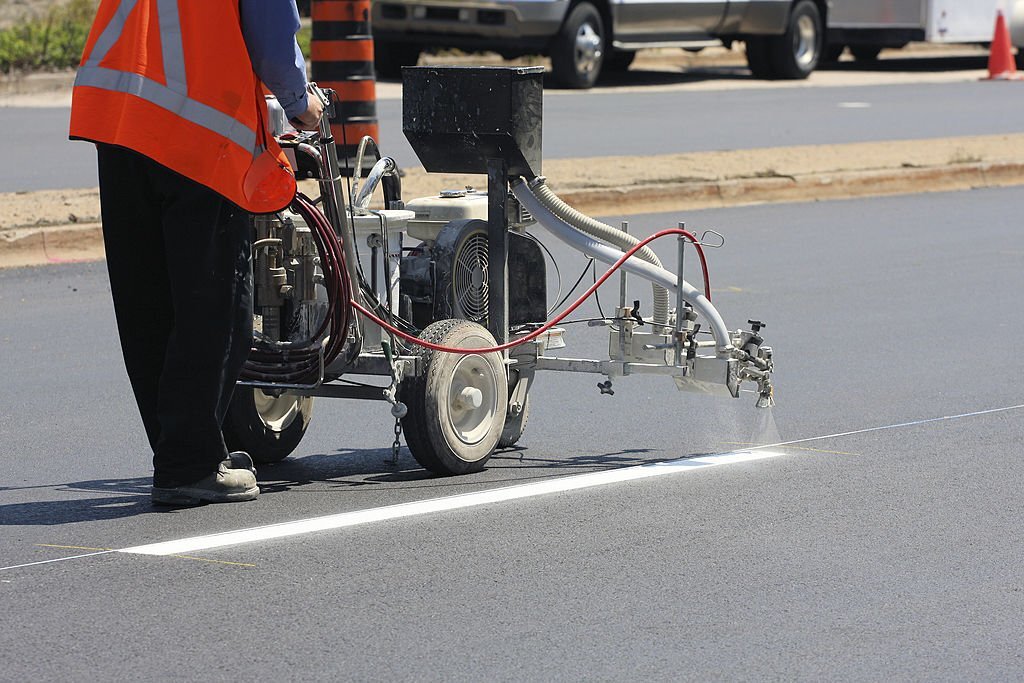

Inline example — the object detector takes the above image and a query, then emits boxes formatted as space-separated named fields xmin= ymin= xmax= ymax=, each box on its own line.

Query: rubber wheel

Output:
xmin=498 ymin=395 xmax=530 ymax=448
xmin=747 ymin=0 xmax=822 ymax=79
xmin=850 ymin=45 xmax=882 ymax=62
xmin=400 ymin=320 xmax=508 ymax=475
xmin=374 ymin=41 xmax=421 ymax=79
xmin=223 ymin=388 xmax=314 ymax=463
xmin=744 ymin=36 xmax=775 ymax=78
xmin=550 ymin=2 xmax=605 ymax=89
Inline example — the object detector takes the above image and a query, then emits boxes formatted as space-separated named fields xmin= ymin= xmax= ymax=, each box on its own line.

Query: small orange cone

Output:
xmin=985 ymin=11 xmax=1023 ymax=80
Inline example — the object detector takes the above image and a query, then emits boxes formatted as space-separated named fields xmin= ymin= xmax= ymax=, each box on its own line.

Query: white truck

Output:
xmin=371 ymin=0 xmax=1024 ymax=88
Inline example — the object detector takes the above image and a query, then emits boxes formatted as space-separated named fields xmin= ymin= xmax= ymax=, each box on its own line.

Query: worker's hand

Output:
xmin=291 ymin=91 xmax=324 ymax=131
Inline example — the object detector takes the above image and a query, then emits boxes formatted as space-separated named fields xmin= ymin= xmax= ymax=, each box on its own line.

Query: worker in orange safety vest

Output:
xmin=69 ymin=0 xmax=323 ymax=506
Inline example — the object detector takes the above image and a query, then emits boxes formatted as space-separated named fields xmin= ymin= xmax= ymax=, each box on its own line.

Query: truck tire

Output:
xmin=744 ymin=36 xmax=775 ymax=78
xmin=746 ymin=0 xmax=822 ymax=79
xmin=550 ymin=2 xmax=605 ymax=89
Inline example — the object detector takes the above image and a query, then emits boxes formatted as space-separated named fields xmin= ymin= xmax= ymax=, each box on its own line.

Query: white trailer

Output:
xmin=826 ymin=0 xmax=1024 ymax=62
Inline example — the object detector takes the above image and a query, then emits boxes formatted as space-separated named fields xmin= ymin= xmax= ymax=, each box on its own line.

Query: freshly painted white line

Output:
xmin=10 ymin=403 xmax=1022 ymax=571
xmin=753 ymin=403 xmax=1024 ymax=452
xmin=119 ymin=449 xmax=785 ymax=556
xmin=0 ymin=550 xmax=115 ymax=573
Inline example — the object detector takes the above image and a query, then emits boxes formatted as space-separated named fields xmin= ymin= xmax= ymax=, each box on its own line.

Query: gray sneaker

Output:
xmin=152 ymin=460 xmax=260 ymax=506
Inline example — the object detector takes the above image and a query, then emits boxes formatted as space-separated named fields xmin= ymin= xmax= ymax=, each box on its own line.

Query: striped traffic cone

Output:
xmin=311 ymin=0 xmax=381 ymax=174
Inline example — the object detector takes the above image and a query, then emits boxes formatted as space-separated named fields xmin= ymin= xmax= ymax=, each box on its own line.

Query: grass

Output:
xmin=0 ymin=0 xmax=97 ymax=74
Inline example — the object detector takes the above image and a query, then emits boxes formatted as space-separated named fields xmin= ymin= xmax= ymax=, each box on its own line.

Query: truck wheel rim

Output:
xmin=574 ymin=22 xmax=603 ymax=75
xmin=253 ymin=390 xmax=300 ymax=431
xmin=794 ymin=14 xmax=818 ymax=68
xmin=446 ymin=354 xmax=499 ymax=446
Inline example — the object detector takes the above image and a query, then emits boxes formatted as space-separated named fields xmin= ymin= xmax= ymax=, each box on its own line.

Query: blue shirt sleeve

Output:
xmin=239 ymin=0 xmax=310 ymax=120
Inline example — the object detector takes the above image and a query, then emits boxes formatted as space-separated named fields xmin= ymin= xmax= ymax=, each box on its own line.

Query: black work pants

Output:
xmin=97 ymin=144 xmax=253 ymax=488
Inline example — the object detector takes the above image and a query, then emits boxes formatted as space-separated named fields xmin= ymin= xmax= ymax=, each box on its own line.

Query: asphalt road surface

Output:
xmin=3 ymin=62 xmax=1019 ymax=193
xmin=3 ymin=186 xmax=1023 ymax=679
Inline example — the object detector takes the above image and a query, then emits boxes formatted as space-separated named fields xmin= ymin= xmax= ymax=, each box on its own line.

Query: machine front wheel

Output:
xmin=223 ymin=388 xmax=314 ymax=463
xmin=400 ymin=320 xmax=508 ymax=475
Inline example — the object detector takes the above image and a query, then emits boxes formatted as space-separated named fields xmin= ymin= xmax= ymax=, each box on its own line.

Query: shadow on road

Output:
xmin=255 ymin=445 xmax=667 ymax=495
xmin=0 ymin=445 xmax=683 ymax=523
xmin=0 ymin=477 xmax=153 ymax=525
xmin=819 ymin=55 xmax=990 ymax=73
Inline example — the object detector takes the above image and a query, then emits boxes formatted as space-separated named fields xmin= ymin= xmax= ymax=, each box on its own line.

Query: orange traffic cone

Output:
xmin=985 ymin=11 xmax=1022 ymax=80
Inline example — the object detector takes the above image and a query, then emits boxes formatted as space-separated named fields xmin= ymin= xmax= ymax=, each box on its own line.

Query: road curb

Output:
xmin=556 ymin=160 xmax=1024 ymax=216
xmin=3 ymin=160 xmax=1023 ymax=269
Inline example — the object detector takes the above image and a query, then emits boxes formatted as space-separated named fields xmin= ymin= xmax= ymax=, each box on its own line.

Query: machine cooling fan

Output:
xmin=450 ymin=230 xmax=489 ymax=322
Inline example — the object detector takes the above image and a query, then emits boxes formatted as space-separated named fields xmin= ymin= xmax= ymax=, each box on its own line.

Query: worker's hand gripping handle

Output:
xmin=290 ymin=82 xmax=334 ymax=132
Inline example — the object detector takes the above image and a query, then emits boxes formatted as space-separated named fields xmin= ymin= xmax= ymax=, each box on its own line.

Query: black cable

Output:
xmin=521 ymin=230 xmax=562 ymax=316
xmin=553 ymin=257 xmax=595 ymax=311
xmin=592 ymin=259 xmax=607 ymax=319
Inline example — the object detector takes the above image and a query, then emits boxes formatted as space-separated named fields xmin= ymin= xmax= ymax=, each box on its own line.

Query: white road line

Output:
xmin=755 ymin=403 xmax=1024 ymax=452
xmin=10 ymin=402 xmax=1023 ymax=570
xmin=119 ymin=449 xmax=785 ymax=557
xmin=0 ymin=550 xmax=115 ymax=573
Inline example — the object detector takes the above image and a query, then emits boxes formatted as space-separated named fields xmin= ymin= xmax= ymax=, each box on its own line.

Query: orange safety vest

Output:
xmin=69 ymin=0 xmax=296 ymax=214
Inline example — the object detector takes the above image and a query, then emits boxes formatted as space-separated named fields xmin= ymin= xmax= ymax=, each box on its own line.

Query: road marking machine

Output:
xmin=223 ymin=66 xmax=774 ymax=475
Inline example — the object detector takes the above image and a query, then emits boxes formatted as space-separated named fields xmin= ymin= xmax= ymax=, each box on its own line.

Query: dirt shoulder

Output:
xmin=3 ymin=132 xmax=1023 ymax=269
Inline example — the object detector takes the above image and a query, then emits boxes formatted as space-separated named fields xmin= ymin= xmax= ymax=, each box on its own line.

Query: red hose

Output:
xmin=352 ymin=227 xmax=711 ymax=355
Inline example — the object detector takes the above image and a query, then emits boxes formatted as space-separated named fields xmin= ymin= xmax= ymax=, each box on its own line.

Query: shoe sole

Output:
xmin=152 ymin=485 xmax=260 ymax=507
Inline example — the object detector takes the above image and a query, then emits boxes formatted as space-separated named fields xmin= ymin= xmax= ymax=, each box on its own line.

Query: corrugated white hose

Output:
xmin=511 ymin=179 xmax=734 ymax=356
xmin=529 ymin=179 xmax=669 ymax=328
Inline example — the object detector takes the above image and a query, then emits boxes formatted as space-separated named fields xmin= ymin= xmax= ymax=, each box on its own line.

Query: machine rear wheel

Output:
xmin=400 ymin=320 xmax=508 ymax=475
xmin=498 ymin=395 xmax=530 ymax=448
xmin=223 ymin=388 xmax=314 ymax=463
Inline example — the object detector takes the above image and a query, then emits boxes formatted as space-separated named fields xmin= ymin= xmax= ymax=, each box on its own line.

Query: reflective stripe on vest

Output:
xmin=74 ymin=0 xmax=262 ymax=167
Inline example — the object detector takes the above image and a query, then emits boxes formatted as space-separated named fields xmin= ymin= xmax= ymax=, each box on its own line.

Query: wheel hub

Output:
xmin=794 ymin=14 xmax=818 ymax=69
xmin=574 ymin=22 xmax=603 ymax=75
xmin=446 ymin=355 xmax=498 ymax=446
xmin=253 ymin=390 xmax=302 ymax=431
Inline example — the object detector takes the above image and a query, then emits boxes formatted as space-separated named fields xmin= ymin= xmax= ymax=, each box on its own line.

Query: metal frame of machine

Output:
xmin=223 ymin=66 xmax=774 ymax=476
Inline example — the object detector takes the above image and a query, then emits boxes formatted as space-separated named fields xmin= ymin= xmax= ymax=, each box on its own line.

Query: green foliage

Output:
xmin=296 ymin=24 xmax=311 ymax=57
xmin=0 ymin=0 xmax=97 ymax=74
